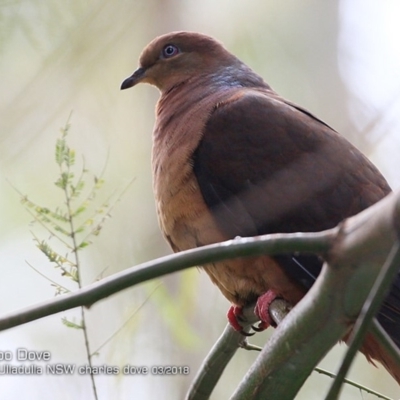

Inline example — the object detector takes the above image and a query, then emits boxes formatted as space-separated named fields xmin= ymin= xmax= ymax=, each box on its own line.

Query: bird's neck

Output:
xmin=154 ymin=77 xmax=222 ymax=144
xmin=207 ymin=63 xmax=271 ymax=90
xmin=156 ymin=64 xmax=271 ymax=120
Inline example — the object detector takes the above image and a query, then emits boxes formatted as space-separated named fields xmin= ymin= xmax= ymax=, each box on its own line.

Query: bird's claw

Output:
xmin=254 ymin=290 xmax=279 ymax=329
xmin=251 ymin=321 xmax=269 ymax=332
xmin=227 ymin=290 xmax=279 ymax=335
xmin=227 ymin=305 xmax=254 ymax=335
xmin=227 ymin=305 xmax=246 ymax=332
xmin=239 ymin=329 xmax=255 ymax=337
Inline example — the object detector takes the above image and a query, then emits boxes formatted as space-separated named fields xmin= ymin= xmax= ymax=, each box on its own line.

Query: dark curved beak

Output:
xmin=120 ymin=67 xmax=146 ymax=90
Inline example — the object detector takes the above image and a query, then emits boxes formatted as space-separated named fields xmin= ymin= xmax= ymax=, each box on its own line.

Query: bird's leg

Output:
xmin=227 ymin=305 xmax=245 ymax=331
xmin=253 ymin=290 xmax=279 ymax=332
xmin=227 ymin=291 xmax=279 ymax=335
xmin=227 ymin=305 xmax=254 ymax=336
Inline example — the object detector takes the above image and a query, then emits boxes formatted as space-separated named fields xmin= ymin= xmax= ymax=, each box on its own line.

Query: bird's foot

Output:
xmin=227 ymin=291 xmax=279 ymax=335
xmin=253 ymin=290 xmax=279 ymax=332
xmin=227 ymin=305 xmax=254 ymax=336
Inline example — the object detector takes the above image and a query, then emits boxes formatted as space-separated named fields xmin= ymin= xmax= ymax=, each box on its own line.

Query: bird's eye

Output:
xmin=162 ymin=44 xmax=179 ymax=59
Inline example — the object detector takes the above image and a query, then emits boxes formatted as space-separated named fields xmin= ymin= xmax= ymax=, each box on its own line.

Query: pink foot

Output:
xmin=227 ymin=305 xmax=244 ymax=332
xmin=253 ymin=290 xmax=279 ymax=331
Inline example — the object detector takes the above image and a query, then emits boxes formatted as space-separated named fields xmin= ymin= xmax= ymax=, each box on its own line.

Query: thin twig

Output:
xmin=240 ymin=345 xmax=394 ymax=400
xmin=90 ymin=283 xmax=161 ymax=356
xmin=315 ymin=368 xmax=393 ymax=400
xmin=7 ymin=179 xmax=74 ymax=250
xmin=62 ymin=156 xmax=98 ymax=400
xmin=78 ymin=177 xmax=135 ymax=245
xmin=26 ymin=261 xmax=71 ymax=294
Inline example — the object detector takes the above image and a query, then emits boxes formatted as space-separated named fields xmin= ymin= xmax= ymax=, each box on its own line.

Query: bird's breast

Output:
xmin=151 ymin=85 xmax=230 ymax=252
xmin=150 ymin=85 xmax=305 ymax=305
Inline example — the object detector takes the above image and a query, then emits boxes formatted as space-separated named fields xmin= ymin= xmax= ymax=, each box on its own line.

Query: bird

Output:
xmin=121 ymin=31 xmax=400 ymax=383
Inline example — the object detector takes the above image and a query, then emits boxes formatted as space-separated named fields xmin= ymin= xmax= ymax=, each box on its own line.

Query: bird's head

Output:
xmin=120 ymin=31 xmax=241 ymax=93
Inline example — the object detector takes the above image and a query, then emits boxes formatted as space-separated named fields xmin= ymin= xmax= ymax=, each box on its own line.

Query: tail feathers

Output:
xmin=361 ymin=332 xmax=400 ymax=385
xmin=362 ymin=273 xmax=400 ymax=384
xmin=378 ymin=274 xmax=400 ymax=349
xmin=276 ymin=253 xmax=400 ymax=383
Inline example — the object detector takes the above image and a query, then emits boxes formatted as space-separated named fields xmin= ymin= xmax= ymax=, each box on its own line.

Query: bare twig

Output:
xmin=90 ymin=282 xmax=161 ymax=356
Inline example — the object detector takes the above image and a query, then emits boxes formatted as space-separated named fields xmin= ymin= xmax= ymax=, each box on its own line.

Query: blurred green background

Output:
xmin=1 ymin=0 xmax=400 ymax=399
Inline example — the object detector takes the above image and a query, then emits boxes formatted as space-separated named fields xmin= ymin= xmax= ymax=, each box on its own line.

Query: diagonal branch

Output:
xmin=185 ymin=300 xmax=289 ymax=400
xmin=229 ymin=190 xmax=400 ymax=400
xmin=325 ymin=242 xmax=400 ymax=399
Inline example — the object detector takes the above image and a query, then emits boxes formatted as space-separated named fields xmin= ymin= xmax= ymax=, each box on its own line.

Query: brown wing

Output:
xmin=193 ymin=91 xmax=390 ymax=237
xmin=192 ymin=89 xmax=399 ymax=344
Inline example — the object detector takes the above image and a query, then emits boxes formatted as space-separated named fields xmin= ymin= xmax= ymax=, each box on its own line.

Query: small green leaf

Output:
xmin=54 ymin=172 xmax=70 ymax=190
xmin=53 ymin=225 xmax=71 ymax=236
xmin=94 ymin=177 xmax=104 ymax=189
xmin=55 ymin=138 xmax=67 ymax=166
xmin=67 ymin=149 xmax=75 ymax=167
xmin=72 ymin=205 xmax=87 ymax=217
xmin=74 ymin=226 xmax=86 ymax=234
xmin=61 ymin=317 xmax=83 ymax=329
xmin=84 ymin=218 xmax=94 ymax=226
xmin=51 ymin=207 xmax=69 ymax=222
xmin=91 ymin=225 xmax=102 ymax=236
xmin=77 ymin=241 xmax=91 ymax=250
xmin=71 ymin=179 xmax=85 ymax=199
xmin=70 ymin=267 xmax=79 ymax=282
xmin=36 ymin=240 xmax=62 ymax=264
xmin=50 ymin=284 xmax=70 ymax=296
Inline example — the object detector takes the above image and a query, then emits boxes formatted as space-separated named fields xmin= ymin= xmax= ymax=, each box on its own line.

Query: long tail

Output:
xmin=362 ymin=273 xmax=400 ymax=383
xmin=276 ymin=254 xmax=400 ymax=383
xmin=361 ymin=333 xmax=400 ymax=384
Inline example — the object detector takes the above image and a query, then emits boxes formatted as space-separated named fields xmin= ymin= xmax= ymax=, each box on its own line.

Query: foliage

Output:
xmin=13 ymin=117 xmax=131 ymax=400
xmin=17 ymin=119 xmax=127 ymax=294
